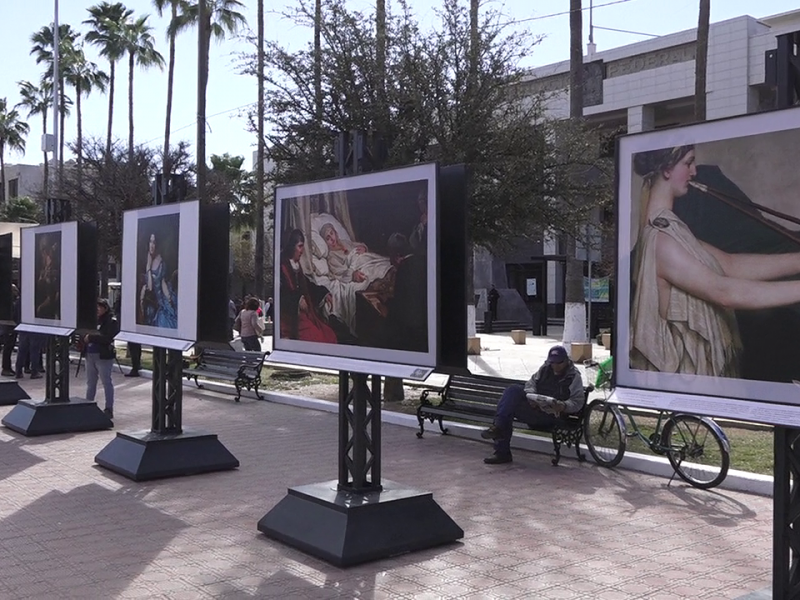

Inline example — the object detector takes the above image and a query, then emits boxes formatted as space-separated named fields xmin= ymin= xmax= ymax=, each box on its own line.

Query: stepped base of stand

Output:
xmin=258 ymin=479 xmax=464 ymax=567
xmin=0 ymin=380 xmax=31 ymax=406
xmin=94 ymin=428 xmax=239 ymax=481
xmin=1 ymin=398 xmax=113 ymax=436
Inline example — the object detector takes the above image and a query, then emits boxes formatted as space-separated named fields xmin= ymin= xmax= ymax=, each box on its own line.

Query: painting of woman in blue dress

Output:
xmin=138 ymin=233 xmax=178 ymax=329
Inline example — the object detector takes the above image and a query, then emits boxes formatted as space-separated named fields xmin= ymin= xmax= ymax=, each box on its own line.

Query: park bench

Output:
xmin=183 ymin=348 xmax=269 ymax=402
xmin=416 ymin=373 xmax=591 ymax=466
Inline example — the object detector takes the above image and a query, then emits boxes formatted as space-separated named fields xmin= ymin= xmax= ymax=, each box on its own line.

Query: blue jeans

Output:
xmin=15 ymin=333 xmax=43 ymax=376
xmin=493 ymin=385 xmax=557 ymax=454
xmin=85 ymin=352 xmax=114 ymax=410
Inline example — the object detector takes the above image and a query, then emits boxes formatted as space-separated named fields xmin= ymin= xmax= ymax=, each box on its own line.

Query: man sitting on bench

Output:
xmin=481 ymin=345 xmax=585 ymax=464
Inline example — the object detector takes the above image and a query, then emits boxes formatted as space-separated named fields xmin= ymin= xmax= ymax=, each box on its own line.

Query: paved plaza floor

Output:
xmin=0 ymin=362 xmax=773 ymax=599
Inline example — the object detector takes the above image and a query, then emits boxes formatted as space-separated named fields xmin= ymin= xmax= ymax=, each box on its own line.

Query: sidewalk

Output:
xmin=0 ymin=372 xmax=773 ymax=599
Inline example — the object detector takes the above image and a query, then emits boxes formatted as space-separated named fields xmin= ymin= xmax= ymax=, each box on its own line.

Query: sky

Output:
xmin=1 ymin=0 xmax=798 ymax=170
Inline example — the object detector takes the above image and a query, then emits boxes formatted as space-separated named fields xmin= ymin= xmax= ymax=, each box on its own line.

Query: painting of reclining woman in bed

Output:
xmin=277 ymin=175 xmax=432 ymax=355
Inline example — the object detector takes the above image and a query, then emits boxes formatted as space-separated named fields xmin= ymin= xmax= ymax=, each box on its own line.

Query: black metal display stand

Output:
xmin=258 ymin=131 xmax=463 ymax=566
xmin=94 ymin=175 xmax=239 ymax=481
xmin=2 ymin=200 xmax=112 ymax=435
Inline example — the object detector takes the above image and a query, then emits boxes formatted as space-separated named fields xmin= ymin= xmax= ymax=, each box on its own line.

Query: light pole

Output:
xmin=52 ymin=0 xmax=59 ymax=195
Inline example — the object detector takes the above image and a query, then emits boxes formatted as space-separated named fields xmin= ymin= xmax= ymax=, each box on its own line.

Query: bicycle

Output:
xmin=582 ymin=358 xmax=731 ymax=490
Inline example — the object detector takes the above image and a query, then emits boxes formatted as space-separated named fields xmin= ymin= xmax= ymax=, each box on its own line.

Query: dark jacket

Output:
xmin=523 ymin=361 xmax=585 ymax=414
xmin=86 ymin=312 xmax=119 ymax=360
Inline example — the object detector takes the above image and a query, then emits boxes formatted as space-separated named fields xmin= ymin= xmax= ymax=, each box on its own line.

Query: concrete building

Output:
xmin=2 ymin=163 xmax=45 ymax=202
xmin=476 ymin=9 xmax=800 ymax=332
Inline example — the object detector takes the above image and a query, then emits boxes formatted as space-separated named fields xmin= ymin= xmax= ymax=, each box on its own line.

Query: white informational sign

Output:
xmin=526 ymin=278 xmax=537 ymax=296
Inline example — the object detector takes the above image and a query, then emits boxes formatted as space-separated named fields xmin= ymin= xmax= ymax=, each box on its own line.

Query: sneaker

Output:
xmin=103 ymin=408 xmax=114 ymax=419
xmin=483 ymin=452 xmax=513 ymax=465
xmin=14 ymin=373 xmax=23 ymax=379
xmin=29 ymin=373 xmax=42 ymax=380
xmin=1 ymin=369 xmax=14 ymax=377
xmin=480 ymin=425 xmax=503 ymax=440
xmin=124 ymin=371 xmax=140 ymax=378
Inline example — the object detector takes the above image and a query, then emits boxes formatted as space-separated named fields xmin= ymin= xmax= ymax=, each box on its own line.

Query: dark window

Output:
xmin=8 ymin=178 xmax=18 ymax=199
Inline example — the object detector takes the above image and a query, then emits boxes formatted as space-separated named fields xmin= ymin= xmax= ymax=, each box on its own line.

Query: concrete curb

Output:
xmin=134 ymin=365 xmax=772 ymax=498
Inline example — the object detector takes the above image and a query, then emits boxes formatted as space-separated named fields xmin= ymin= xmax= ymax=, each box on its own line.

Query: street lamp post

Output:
xmin=52 ymin=0 xmax=59 ymax=194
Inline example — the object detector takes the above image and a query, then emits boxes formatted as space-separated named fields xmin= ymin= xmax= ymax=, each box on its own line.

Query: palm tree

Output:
xmin=174 ymin=0 xmax=247 ymax=200
xmin=30 ymin=23 xmax=80 ymax=182
xmin=154 ymin=0 xmax=185 ymax=177
xmin=64 ymin=46 xmax=109 ymax=178
xmin=695 ymin=0 xmax=710 ymax=122
xmin=84 ymin=2 xmax=133 ymax=159
xmin=122 ymin=16 xmax=165 ymax=161
xmin=0 ymin=99 xmax=30 ymax=204
xmin=16 ymin=81 xmax=53 ymax=197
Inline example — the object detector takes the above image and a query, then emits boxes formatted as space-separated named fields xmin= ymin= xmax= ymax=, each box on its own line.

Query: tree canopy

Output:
xmin=241 ymin=0 xmax=612 ymax=250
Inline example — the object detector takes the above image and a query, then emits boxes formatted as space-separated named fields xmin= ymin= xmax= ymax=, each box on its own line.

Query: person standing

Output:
xmin=1 ymin=285 xmax=19 ymax=376
xmin=488 ymin=285 xmax=500 ymax=321
xmin=228 ymin=298 xmax=237 ymax=340
xmin=263 ymin=297 xmax=274 ymax=323
xmin=84 ymin=298 xmax=119 ymax=419
xmin=234 ymin=297 xmax=264 ymax=351
xmin=125 ymin=342 xmax=142 ymax=377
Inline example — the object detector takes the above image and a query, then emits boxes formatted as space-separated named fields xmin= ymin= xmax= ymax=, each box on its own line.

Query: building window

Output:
xmin=8 ymin=178 xmax=18 ymax=199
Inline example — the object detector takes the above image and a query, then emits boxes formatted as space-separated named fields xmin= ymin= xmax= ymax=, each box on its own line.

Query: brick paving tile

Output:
xmin=0 ymin=373 xmax=776 ymax=599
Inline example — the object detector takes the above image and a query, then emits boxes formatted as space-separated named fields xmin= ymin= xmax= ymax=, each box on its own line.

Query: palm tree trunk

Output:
xmin=128 ymin=52 xmax=135 ymax=162
xmin=106 ymin=60 xmax=116 ymax=159
xmin=76 ymin=82 xmax=83 ymax=184
xmin=694 ymin=0 xmax=710 ymax=122
xmin=254 ymin=0 xmax=265 ymax=298
xmin=59 ymin=82 xmax=66 ymax=187
xmin=563 ymin=0 xmax=587 ymax=347
xmin=196 ymin=7 xmax=209 ymax=202
xmin=0 ymin=146 xmax=6 ymax=205
xmin=42 ymin=112 xmax=49 ymax=198
xmin=163 ymin=2 xmax=177 ymax=176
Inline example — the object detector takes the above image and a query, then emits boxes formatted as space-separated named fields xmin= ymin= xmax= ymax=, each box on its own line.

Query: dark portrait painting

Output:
xmin=617 ymin=107 xmax=800 ymax=408
xmin=273 ymin=163 xmax=438 ymax=370
xmin=135 ymin=213 xmax=180 ymax=329
xmin=34 ymin=230 xmax=61 ymax=320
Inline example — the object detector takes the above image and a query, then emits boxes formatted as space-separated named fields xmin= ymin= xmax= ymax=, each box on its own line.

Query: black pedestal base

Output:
xmin=94 ymin=429 xmax=240 ymax=481
xmin=258 ymin=480 xmax=464 ymax=567
xmin=0 ymin=380 xmax=30 ymax=406
xmin=1 ymin=398 xmax=113 ymax=436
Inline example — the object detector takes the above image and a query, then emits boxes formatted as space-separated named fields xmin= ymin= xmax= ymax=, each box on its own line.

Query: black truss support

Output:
xmin=774 ymin=427 xmax=800 ymax=599
xmin=44 ymin=335 xmax=70 ymax=404
xmin=338 ymin=372 xmax=382 ymax=492
xmin=151 ymin=347 xmax=183 ymax=434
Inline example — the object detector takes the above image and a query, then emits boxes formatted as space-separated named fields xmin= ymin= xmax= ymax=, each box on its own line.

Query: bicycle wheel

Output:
xmin=661 ymin=414 xmax=730 ymax=490
xmin=584 ymin=399 xmax=626 ymax=468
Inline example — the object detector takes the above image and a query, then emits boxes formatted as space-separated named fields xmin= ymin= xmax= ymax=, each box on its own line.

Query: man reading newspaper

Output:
xmin=480 ymin=345 xmax=585 ymax=464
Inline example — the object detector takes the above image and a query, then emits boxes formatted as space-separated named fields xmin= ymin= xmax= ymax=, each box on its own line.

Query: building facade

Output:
xmin=477 ymin=9 xmax=800 ymax=331
xmin=2 ymin=163 xmax=45 ymax=202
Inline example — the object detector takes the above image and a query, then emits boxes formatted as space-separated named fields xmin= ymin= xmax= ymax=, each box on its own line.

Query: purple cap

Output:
xmin=547 ymin=345 xmax=568 ymax=364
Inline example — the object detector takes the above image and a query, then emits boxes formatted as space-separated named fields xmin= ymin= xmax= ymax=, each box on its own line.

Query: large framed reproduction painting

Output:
xmin=270 ymin=163 xmax=438 ymax=378
xmin=19 ymin=222 xmax=97 ymax=335
xmin=118 ymin=201 xmax=200 ymax=350
xmin=614 ymin=106 xmax=800 ymax=426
